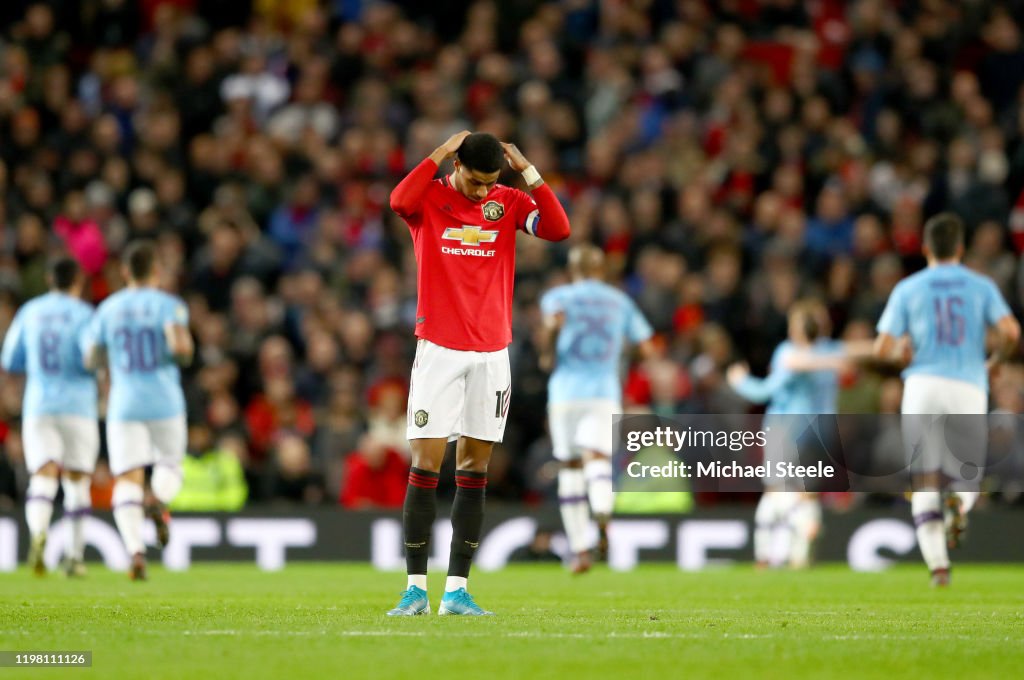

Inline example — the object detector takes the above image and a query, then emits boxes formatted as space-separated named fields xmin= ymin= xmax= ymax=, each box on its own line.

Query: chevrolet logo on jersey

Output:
xmin=443 ymin=226 xmax=498 ymax=246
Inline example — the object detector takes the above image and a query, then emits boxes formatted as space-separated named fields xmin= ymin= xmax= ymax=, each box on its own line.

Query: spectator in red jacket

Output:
xmin=339 ymin=433 xmax=409 ymax=509
xmin=245 ymin=376 xmax=316 ymax=460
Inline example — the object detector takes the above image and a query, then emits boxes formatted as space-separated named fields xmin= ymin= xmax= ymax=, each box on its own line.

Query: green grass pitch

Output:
xmin=1 ymin=563 xmax=1023 ymax=679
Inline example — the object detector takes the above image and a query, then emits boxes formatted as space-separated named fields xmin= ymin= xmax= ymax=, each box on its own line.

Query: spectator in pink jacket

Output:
xmin=53 ymin=191 xmax=108 ymax=277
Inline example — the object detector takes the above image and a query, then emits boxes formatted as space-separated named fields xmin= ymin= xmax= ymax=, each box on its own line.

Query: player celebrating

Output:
xmin=387 ymin=131 xmax=570 ymax=616
xmin=875 ymin=213 xmax=1019 ymax=586
xmin=1 ymin=257 xmax=98 ymax=577
xmin=82 ymin=241 xmax=194 ymax=581
xmin=728 ymin=300 xmax=870 ymax=569
xmin=538 ymin=244 xmax=654 ymax=573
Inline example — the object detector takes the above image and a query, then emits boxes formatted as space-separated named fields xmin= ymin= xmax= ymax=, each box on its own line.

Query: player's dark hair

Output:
xmin=48 ymin=256 xmax=80 ymax=291
xmin=791 ymin=300 xmax=821 ymax=342
xmin=802 ymin=313 xmax=820 ymax=342
xmin=924 ymin=212 xmax=964 ymax=260
xmin=125 ymin=240 xmax=157 ymax=281
xmin=456 ymin=132 xmax=504 ymax=174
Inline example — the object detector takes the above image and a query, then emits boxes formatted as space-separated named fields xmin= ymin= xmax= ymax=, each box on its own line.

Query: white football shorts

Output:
xmin=22 ymin=415 xmax=100 ymax=474
xmin=106 ymin=416 xmax=187 ymax=476
xmin=406 ymin=339 xmax=511 ymax=442
xmin=900 ymin=374 xmax=987 ymax=484
xmin=548 ymin=399 xmax=618 ymax=461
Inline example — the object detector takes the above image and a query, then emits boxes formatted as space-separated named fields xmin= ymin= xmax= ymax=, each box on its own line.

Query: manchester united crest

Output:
xmin=482 ymin=200 xmax=504 ymax=222
xmin=414 ymin=410 xmax=429 ymax=428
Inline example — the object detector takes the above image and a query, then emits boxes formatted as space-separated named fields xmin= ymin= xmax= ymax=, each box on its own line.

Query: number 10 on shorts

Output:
xmin=495 ymin=386 xmax=511 ymax=418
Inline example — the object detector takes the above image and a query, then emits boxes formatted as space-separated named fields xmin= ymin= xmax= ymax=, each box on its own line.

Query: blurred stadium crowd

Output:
xmin=2 ymin=0 xmax=1024 ymax=510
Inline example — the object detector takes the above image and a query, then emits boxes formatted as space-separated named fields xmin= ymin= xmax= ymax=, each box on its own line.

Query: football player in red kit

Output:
xmin=387 ymin=131 xmax=570 ymax=616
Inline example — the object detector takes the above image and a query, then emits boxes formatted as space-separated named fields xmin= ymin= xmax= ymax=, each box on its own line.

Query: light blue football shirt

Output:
xmin=541 ymin=279 xmax=653 ymax=405
xmin=83 ymin=287 xmax=189 ymax=421
xmin=735 ymin=340 xmax=844 ymax=415
xmin=876 ymin=264 xmax=1012 ymax=391
xmin=0 ymin=292 xmax=97 ymax=419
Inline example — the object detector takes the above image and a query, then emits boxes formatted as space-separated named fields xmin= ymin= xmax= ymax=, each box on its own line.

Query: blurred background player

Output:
xmin=539 ymin=244 xmax=654 ymax=573
xmin=0 ymin=257 xmax=97 ymax=577
xmin=387 ymin=131 xmax=569 ymax=615
xmin=728 ymin=300 xmax=871 ymax=569
xmin=82 ymin=241 xmax=194 ymax=581
xmin=875 ymin=213 xmax=1019 ymax=587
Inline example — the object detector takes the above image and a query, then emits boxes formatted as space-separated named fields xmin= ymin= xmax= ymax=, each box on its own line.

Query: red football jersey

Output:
xmin=403 ymin=173 xmax=540 ymax=352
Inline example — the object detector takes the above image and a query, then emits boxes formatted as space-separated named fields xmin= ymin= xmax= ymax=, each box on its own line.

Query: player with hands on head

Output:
xmin=387 ymin=130 xmax=569 ymax=615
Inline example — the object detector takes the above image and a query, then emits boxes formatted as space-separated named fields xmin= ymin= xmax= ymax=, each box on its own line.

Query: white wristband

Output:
xmin=521 ymin=165 xmax=541 ymax=187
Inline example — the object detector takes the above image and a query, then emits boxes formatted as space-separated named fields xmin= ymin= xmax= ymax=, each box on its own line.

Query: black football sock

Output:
xmin=448 ymin=470 xmax=487 ymax=579
xmin=404 ymin=467 xmax=439 ymax=577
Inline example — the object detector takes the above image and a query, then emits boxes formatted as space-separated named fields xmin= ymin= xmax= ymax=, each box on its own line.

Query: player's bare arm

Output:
xmin=986 ymin=314 xmax=1021 ymax=373
xmin=537 ymin=311 xmax=565 ymax=372
xmin=726 ymin=362 xmax=750 ymax=387
xmin=164 ymin=322 xmax=195 ymax=367
xmin=635 ymin=338 xmax=658 ymax=361
xmin=501 ymin=141 xmax=571 ymax=241
xmin=429 ymin=130 xmax=472 ymax=166
xmin=82 ymin=343 xmax=105 ymax=372
xmin=872 ymin=333 xmax=901 ymax=362
xmin=624 ymin=337 xmax=660 ymax=372
xmin=501 ymin=142 xmax=543 ymax=189
xmin=782 ymin=351 xmax=847 ymax=373
xmin=874 ymin=333 xmax=914 ymax=367
xmin=782 ymin=339 xmax=875 ymax=372
xmin=839 ymin=339 xmax=879 ymax=361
